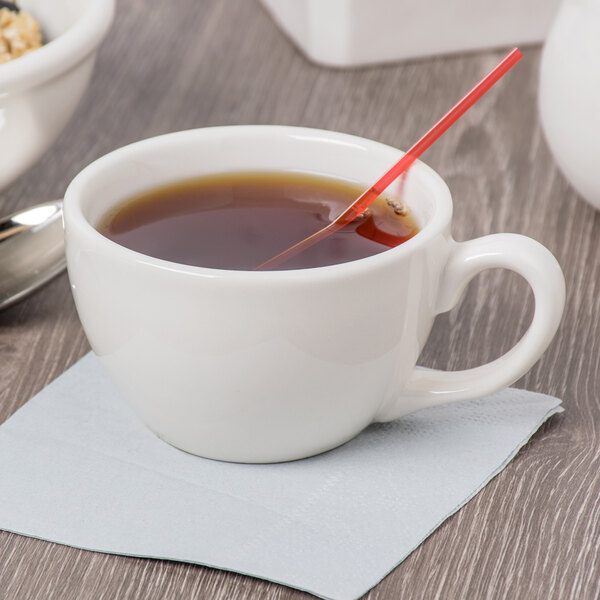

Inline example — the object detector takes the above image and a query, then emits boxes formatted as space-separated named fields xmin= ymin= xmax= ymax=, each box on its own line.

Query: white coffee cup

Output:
xmin=63 ymin=126 xmax=565 ymax=463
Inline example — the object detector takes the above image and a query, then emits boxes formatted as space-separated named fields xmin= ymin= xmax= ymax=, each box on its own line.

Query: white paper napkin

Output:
xmin=0 ymin=353 xmax=562 ymax=600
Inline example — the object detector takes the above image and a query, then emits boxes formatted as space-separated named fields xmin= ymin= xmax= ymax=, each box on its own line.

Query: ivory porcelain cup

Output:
xmin=63 ymin=126 xmax=566 ymax=463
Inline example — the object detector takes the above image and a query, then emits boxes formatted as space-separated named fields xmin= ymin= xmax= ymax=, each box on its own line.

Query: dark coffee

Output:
xmin=97 ymin=172 xmax=419 ymax=271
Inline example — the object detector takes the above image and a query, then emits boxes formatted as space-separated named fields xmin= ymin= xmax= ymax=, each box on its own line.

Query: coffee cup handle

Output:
xmin=376 ymin=233 xmax=565 ymax=421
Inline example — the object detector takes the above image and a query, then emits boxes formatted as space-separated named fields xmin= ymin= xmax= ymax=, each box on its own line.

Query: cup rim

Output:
xmin=64 ymin=125 xmax=453 ymax=280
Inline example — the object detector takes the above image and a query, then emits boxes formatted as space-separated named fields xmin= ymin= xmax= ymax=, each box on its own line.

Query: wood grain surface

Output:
xmin=1 ymin=1 xmax=598 ymax=598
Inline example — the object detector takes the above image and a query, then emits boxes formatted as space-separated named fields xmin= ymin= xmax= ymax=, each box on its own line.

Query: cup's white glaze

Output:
xmin=0 ymin=0 xmax=114 ymax=190
xmin=64 ymin=126 xmax=565 ymax=463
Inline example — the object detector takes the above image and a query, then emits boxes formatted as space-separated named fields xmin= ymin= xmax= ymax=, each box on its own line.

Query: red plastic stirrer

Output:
xmin=255 ymin=47 xmax=523 ymax=271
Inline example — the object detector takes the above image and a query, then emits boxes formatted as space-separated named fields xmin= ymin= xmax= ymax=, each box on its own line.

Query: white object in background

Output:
xmin=0 ymin=0 xmax=114 ymax=191
xmin=260 ymin=0 xmax=562 ymax=68
xmin=64 ymin=126 xmax=565 ymax=463
xmin=539 ymin=0 xmax=600 ymax=210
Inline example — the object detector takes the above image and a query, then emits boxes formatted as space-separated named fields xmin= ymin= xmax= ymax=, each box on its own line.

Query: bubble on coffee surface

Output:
xmin=385 ymin=196 xmax=407 ymax=216
xmin=356 ymin=197 xmax=405 ymax=220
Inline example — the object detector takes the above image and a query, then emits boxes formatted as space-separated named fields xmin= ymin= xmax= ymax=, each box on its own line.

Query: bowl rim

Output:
xmin=0 ymin=0 xmax=115 ymax=93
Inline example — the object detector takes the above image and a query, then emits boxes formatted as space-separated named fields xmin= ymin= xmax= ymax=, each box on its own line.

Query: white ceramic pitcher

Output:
xmin=539 ymin=0 xmax=600 ymax=210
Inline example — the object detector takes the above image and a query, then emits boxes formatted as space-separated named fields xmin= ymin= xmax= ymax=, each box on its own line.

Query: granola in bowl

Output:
xmin=0 ymin=3 xmax=43 ymax=64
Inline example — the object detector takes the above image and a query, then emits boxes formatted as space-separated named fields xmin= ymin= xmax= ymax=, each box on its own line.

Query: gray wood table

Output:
xmin=1 ymin=1 xmax=598 ymax=598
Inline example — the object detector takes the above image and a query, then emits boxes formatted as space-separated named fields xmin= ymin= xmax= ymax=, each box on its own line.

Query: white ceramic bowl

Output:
xmin=0 ymin=0 xmax=114 ymax=190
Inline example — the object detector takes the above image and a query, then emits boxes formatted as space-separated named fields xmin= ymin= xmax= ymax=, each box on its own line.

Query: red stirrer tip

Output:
xmin=256 ymin=47 xmax=523 ymax=271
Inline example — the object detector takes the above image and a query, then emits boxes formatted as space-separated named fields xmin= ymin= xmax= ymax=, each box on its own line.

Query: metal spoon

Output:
xmin=0 ymin=200 xmax=65 ymax=311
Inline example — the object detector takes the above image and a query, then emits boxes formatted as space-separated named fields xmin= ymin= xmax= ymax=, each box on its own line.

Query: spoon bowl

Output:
xmin=0 ymin=200 xmax=65 ymax=310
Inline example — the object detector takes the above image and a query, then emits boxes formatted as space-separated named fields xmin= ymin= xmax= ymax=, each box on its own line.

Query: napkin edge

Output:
xmin=353 ymin=403 xmax=564 ymax=598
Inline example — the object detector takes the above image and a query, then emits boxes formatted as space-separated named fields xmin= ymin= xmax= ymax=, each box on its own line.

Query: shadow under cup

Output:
xmin=63 ymin=126 xmax=454 ymax=463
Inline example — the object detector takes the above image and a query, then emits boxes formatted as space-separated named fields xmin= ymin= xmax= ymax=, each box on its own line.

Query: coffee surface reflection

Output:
xmin=98 ymin=172 xmax=419 ymax=271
